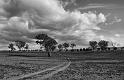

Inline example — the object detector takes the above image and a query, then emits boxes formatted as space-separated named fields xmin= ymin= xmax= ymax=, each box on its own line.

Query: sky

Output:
xmin=0 ymin=0 xmax=124 ymax=50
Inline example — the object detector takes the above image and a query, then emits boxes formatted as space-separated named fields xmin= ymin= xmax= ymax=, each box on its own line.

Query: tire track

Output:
xmin=36 ymin=61 xmax=71 ymax=80
xmin=5 ymin=52 xmax=71 ymax=80
xmin=5 ymin=62 xmax=66 ymax=80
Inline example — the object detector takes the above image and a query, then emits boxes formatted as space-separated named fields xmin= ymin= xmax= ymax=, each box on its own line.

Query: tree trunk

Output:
xmin=48 ymin=52 xmax=51 ymax=57
xmin=47 ymin=47 xmax=51 ymax=57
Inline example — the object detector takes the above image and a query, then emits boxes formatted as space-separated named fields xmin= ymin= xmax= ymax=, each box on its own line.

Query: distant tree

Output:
xmin=63 ymin=43 xmax=69 ymax=50
xmin=35 ymin=34 xmax=58 ymax=57
xmin=70 ymin=43 xmax=76 ymax=50
xmin=80 ymin=48 xmax=83 ymax=51
xmin=24 ymin=44 xmax=29 ymax=50
xmin=85 ymin=48 xmax=89 ymax=51
xmin=58 ymin=44 xmax=63 ymax=51
xmin=98 ymin=40 xmax=108 ymax=51
xmin=83 ymin=48 xmax=86 ymax=51
xmin=8 ymin=43 xmax=16 ymax=51
xmin=89 ymin=41 xmax=97 ymax=51
xmin=108 ymin=47 xmax=111 ymax=51
xmin=111 ymin=41 xmax=119 ymax=51
xmin=113 ymin=47 xmax=117 ymax=51
xmin=15 ymin=41 xmax=26 ymax=50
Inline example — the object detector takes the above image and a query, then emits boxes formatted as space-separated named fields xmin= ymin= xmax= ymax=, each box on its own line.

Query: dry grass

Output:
xmin=46 ymin=61 xmax=124 ymax=80
xmin=0 ymin=56 xmax=63 ymax=79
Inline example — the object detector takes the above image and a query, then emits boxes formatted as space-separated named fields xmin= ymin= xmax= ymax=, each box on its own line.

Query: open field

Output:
xmin=0 ymin=55 xmax=64 ymax=80
xmin=46 ymin=61 xmax=124 ymax=80
xmin=44 ymin=52 xmax=124 ymax=80
xmin=0 ymin=51 xmax=124 ymax=80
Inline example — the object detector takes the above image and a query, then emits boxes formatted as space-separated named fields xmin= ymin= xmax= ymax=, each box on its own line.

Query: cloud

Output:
xmin=60 ymin=0 xmax=77 ymax=8
xmin=78 ymin=3 xmax=124 ymax=10
xmin=105 ymin=16 xmax=122 ymax=25
xmin=0 ymin=0 xmax=108 ymax=49
xmin=78 ymin=4 xmax=106 ymax=10
xmin=115 ymin=34 xmax=120 ymax=37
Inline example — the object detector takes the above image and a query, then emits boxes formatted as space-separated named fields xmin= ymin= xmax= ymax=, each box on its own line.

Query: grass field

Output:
xmin=46 ymin=61 xmax=124 ymax=80
xmin=0 ymin=51 xmax=124 ymax=80
xmin=0 ymin=55 xmax=63 ymax=79
xmin=46 ymin=51 xmax=124 ymax=80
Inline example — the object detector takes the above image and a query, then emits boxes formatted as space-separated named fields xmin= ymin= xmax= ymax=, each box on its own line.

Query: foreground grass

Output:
xmin=0 ymin=56 xmax=63 ymax=79
xmin=46 ymin=61 xmax=124 ymax=80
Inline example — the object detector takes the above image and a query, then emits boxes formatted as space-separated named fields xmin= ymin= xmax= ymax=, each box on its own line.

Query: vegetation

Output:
xmin=98 ymin=40 xmax=108 ymax=50
xmin=63 ymin=43 xmax=69 ymax=50
xmin=70 ymin=43 xmax=76 ymax=50
xmin=15 ymin=40 xmax=26 ymax=50
xmin=58 ymin=44 xmax=63 ymax=51
xmin=89 ymin=41 xmax=97 ymax=51
xmin=8 ymin=43 xmax=16 ymax=51
xmin=7 ymin=33 xmax=124 ymax=55
xmin=24 ymin=44 xmax=29 ymax=50
xmin=35 ymin=33 xmax=58 ymax=57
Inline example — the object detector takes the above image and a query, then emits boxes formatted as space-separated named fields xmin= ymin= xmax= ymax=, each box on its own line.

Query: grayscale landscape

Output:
xmin=0 ymin=0 xmax=124 ymax=80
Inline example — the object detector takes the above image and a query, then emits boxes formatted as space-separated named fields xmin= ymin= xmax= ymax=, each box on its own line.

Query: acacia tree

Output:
xmin=15 ymin=40 xmax=26 ymax=50
xmin=98 ymin=40 xmax=108 ymax=51
xmin=51 ymin=46 xmax=56 ymax=51
xmin=8 ymin=43 xmax=16 ymax=51
xmin=63 ymin=43 xmax=69 ymax=50
xmin=35 ymin=34 xmax=58 ymax=57
xmin=89 ymin=41 xmax=97 ymax=51
xmin=70 ymin=43 xmax=76 ymax=49
xmin=58 ymin=44 xmax=63 ymax=51
xmin=35 ymin=34 xmax=48 ymax=50
xmin=24 ymin=44 xmax=29 ymax=50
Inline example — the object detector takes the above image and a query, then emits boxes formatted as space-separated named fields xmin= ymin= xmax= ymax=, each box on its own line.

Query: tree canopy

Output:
xmin=98 ymin=40 xmax=108 ymax=50
xmin=89 ymin=41 xmax=97 ymax=50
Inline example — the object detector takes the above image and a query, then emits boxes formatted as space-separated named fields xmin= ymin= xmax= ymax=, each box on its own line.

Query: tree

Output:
xmin=70 ymin=43 xmax=76 ymax=49
xmin=36 ymin=41 xmax=43 ymax=50
xmin=35 ymin=34 xmax=48 ymax=50
xmin=63 ymin=43 xmax=69 ymax=50
xmin=111 ymin=41 xmax=120 ymax=51
xmin=15 ymin=40 xmax=26 ymax=50
xmin=58 ymin=44 xmax=63 ymax=51
xmin=35 ymin=34 xmax=58 ymax=57
xmin=24 ymin=44 xmax=29 ymax=50
xmin=83 ymin=48 xmax=86 ymax=51
xmin=8 ymin=43 xmax=16 ymax=51
xmin=43 ymin=37 xmax=58 ymax=51
xmin=98 ymin=40 xmax=108 ymax=51
xmin=89 ymin=41 xmax=97 ymax=51
xmin=51 ymin=46 xmax=56 ymax=51
xmin=113 ymin=47 xmax=117 ymax=51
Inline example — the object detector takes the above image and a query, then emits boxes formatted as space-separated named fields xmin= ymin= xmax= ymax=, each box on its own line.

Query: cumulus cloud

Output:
xmin=0 ymin=0 xmax=108 ymax=49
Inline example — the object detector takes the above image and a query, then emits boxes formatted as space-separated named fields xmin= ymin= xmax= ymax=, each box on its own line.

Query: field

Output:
xmin=0 ymin=51 xmax=124 ymax=80
xmin=46 ymin=61 xmax=124 ymax=80
xmin=0 ymin=54 xmax=64 ymax=80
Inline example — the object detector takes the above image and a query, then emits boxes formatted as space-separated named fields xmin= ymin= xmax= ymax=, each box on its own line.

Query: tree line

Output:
xmin=8 ymin=34 xmax=77 ymax=57
xmin=89 ymin=40 xmax=108 ymax=51
xmin=8 ymin=33 xmax=122 ymax=57
xmin=89 ymin=40 xmax=121 ymax=51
